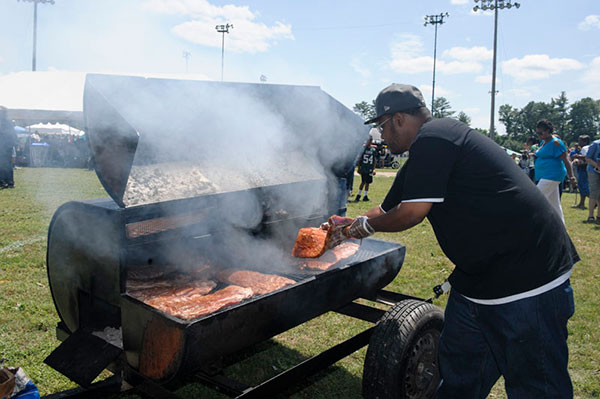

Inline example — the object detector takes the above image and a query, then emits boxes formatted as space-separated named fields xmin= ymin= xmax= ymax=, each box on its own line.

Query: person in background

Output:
xmin=354 ymin=135 xmax=377 ymax=202
xmin=329 ymin=83 xmax=578 ymax=399
xmin=570 ymin=135 xmax=591 ymax=210
xmin=518 ymin=151 xmax=529 ymax=175
xmin=0 ymin=106 xmax=17 ymax=189
xmin=584 ymin=137 xmax=600 ymax=223
xmin=524 ymin=136 xmax=539 ymax=182
xmin=534 ymin=119 xmax=576 ymax=223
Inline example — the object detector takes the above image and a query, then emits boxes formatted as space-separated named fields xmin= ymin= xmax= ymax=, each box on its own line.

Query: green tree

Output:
xmin=499 ymin=104 xmax=526 ymax=140
xmin=353 ymin=100 xmax=376 ymax=122
xmin=456 ymin=111 xmax=471 ymax=126
xmin=432 ymin=97 xmax=455 ymax=118
xmin=520 ymin=101 xmax=554 ymax=138
xmin=568 ymin=97 xmax=600 ymax=142
xmin=550 ymin=92 xmax=570 ymax=141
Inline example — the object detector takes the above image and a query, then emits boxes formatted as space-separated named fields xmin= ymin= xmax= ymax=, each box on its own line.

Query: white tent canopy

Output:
xmin=0 ymin=70 xmax=212 ymax=112
xmin=26 ymin=122 xmax=84 ymax=136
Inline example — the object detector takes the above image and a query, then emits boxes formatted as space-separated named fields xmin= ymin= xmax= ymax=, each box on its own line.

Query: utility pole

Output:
xmin=18 ymin=0 xmax=55 ymax=71
xmin=215 ymin=23 xmax=233 ymax=81
xmin=424 ymin=12 xmax=449 ymax=116
xmin=473 ymin=0 xmax=520 ymax=140
xmin=182 ymin=51 xmax=191 ymax=73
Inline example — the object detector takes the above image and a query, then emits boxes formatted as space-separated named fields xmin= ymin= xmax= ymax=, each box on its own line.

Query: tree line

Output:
xmin=354 ymin=92 xmax=600 ymax=151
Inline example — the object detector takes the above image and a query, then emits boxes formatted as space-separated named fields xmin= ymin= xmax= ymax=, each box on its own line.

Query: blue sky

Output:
xmin=1 ymin=0 xmax=599 ymax=131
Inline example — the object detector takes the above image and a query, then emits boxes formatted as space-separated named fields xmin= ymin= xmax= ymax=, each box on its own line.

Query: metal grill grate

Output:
xmin=126 ymin=213 xmax=206 ymax=238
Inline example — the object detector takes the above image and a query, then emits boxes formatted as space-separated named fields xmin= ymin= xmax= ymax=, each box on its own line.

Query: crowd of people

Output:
xmin=510 ymin=122 xmax=600 ymax=224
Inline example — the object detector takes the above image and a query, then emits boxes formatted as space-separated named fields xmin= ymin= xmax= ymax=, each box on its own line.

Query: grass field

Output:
xmin=0 ymin=167 xmax=599 ymax=398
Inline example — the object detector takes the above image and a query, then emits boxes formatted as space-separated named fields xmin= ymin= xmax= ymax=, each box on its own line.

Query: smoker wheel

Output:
xmin=362 ymin=299 xmax=443 ymax=399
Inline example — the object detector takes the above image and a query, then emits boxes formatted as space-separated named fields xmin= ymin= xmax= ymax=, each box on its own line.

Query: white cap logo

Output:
xmin=384 ymin=105 xmax=390 ymax=111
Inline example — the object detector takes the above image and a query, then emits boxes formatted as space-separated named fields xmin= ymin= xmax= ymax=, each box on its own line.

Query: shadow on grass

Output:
xmin=103 ymin=338 xmax=362 ymax=399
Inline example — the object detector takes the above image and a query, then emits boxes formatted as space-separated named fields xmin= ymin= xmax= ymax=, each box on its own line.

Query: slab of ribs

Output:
xmin=124 ymin=215 xmax=360 ymax=320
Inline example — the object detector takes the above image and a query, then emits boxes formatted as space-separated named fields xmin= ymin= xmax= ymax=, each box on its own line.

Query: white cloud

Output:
xmin=582 ymin=56 xmax=600 ymax=85
xmin=388 ymin=36 xmax=484 ymax=74
xmin=443 ymin=46 xmax=492 ymax=62
xmin=438 ymin=60 xmax=482 ymax=74
xmin=475 ymin=75 xmax=492 ymax=84
xmin=502 ymin=54 xmax=584 ymax=81
xmin=420 ymin=84 xmax=452 ymax=100
xmin=350 ymin=57 xmax=371 ymax=79
xmin=143 ymin=0 xmax=293 ymax=53
xmin=451 ymin=0 xmax=469 ymax=4
xmin=578 ymin=15 xmax=600 ymax=31
xmin=506 ymin=88 xmax=533 ymax=98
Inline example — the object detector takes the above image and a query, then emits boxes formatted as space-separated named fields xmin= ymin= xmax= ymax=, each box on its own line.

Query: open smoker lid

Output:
xmin=84 ymin=74 xmax=368 ymax=208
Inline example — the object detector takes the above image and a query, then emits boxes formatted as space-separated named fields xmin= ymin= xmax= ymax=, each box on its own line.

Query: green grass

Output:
xmin=0 ymin=168 xmax=598 ymax=398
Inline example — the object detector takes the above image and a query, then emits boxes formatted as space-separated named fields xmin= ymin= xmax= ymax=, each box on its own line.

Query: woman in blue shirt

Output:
xmin=534 ymin=119 xmax=576 ymax=223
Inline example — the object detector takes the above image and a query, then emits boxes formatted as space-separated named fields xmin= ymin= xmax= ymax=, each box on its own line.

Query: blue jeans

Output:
xmin=437 ymin=280 xmax=575 ymax=399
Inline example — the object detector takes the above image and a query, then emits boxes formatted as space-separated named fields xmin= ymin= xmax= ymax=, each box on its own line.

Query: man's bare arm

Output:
xmin=367 ymin=201 xmax=433 ymax=233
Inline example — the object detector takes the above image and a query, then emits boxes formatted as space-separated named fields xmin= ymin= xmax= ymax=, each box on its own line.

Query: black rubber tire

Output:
xmin=362 ymin=299 xmax=444 ymax=399
xmin=391 ymin=161 xmax=400 ymax=169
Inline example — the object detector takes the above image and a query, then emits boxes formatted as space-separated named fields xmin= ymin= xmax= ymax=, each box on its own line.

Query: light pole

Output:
xmin=473 ymin=0 xmax=520 ymax=140
xmin=424 ymin=12 xmax=449 ymax=116
xmin=18 ymin=0 xmax=55 ymax=71
xmin=182 ymin=51 xmax=191 ymax=73
xmin=215 ymin=23 xmax=233 ymax=81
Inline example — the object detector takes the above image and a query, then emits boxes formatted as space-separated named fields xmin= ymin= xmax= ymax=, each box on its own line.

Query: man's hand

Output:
xmin=345 ymin=216 xmax=375 ymax=239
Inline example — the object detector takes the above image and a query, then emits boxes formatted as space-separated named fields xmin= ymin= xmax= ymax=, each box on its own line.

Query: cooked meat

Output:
xmin=299 ymin=241 xmax=360 ymax=271
xmin=216 ymin=269 xmax=295 ymax=295
xmin=188 ymin=264 xmax=213 ymax=280
xmin=151 ymin=285 xmax=254 ymax=320
xmin=291 ymin=215 xmax=354 ymax=258
xmin=291 ymin=227 xmax=328 ymax=258
xmin=130 ymin=279 xmax=217 ymax=302
xmin=127 ymin=264 xmax=177 ymax=280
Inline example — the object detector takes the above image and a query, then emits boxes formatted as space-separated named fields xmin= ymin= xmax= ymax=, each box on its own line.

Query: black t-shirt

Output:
xmin=381 ymin=118 xmax=579 ymax=299
xmin=359 ymin=146 xmax=377 ymax=174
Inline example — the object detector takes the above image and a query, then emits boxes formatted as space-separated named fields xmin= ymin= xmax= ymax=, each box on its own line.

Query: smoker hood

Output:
xmin=83 ymin=74 xmax=368 ymax=208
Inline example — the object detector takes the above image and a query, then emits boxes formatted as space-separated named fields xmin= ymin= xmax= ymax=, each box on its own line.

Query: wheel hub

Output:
xmin=403 ymin=330 xmax=440 ymax=399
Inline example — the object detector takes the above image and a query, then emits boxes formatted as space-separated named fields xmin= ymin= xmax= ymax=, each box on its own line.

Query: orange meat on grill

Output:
xmin=155 ymin=285 xmax=254 ymax=320
xmin=216 ymin=269 xmax=295 ymax=295
xmin=299 ymin=241 xmax=360 ymax=271
xmin=291 ymin=215 xmax=354 ymax=258
xmin=291 ymin=227 xmax=329 ymax=258
xmin=130 ymin=279 xmax=217 ymax=302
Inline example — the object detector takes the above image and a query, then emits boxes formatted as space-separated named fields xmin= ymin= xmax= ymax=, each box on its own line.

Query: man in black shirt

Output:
xmin=354 ymin=135 xmax=377 ymax=202
xmin=340 ymin=84 xmax=579 ymax=398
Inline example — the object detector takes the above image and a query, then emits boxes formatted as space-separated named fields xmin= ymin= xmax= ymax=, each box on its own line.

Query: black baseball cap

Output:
xmin=364 ymin=84 xmax=426 ymax=125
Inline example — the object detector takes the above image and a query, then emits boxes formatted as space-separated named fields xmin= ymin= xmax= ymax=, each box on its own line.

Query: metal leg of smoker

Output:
xmin=365 ymin=289 xmax=431 ymax=306
xmin=234 ymin=327 xmax=375 ymax=399
xmin=334 ymin=301 xmax=385 ymax=323
xmin=40 ymin=375 xmax=122 ymax=399
xmin=124 ymin=367 xmax=183 ymax=399
xmin=195 ymin=372 xmax=249 ymax=397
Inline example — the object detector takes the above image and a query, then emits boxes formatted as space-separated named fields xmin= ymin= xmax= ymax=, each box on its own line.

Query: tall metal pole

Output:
xmin=473 ymin=0 xmax=521 ymax=139
xmin=32 ymin=1 xmax=37 ymax=71
xmin=432 ymin=23 xmax=438 ymax=112
xmin=182 ymin=51 xmax=191 ymax=73
xmin=18 ymin=0 xmax=55 ymax=72
xmin=215 ymin=23 xmax=233 ymax=81
xmin=424 ymin=13 xmax=449 ymax=115
xmin=490 ymin=1 xmax=498 ymax=139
